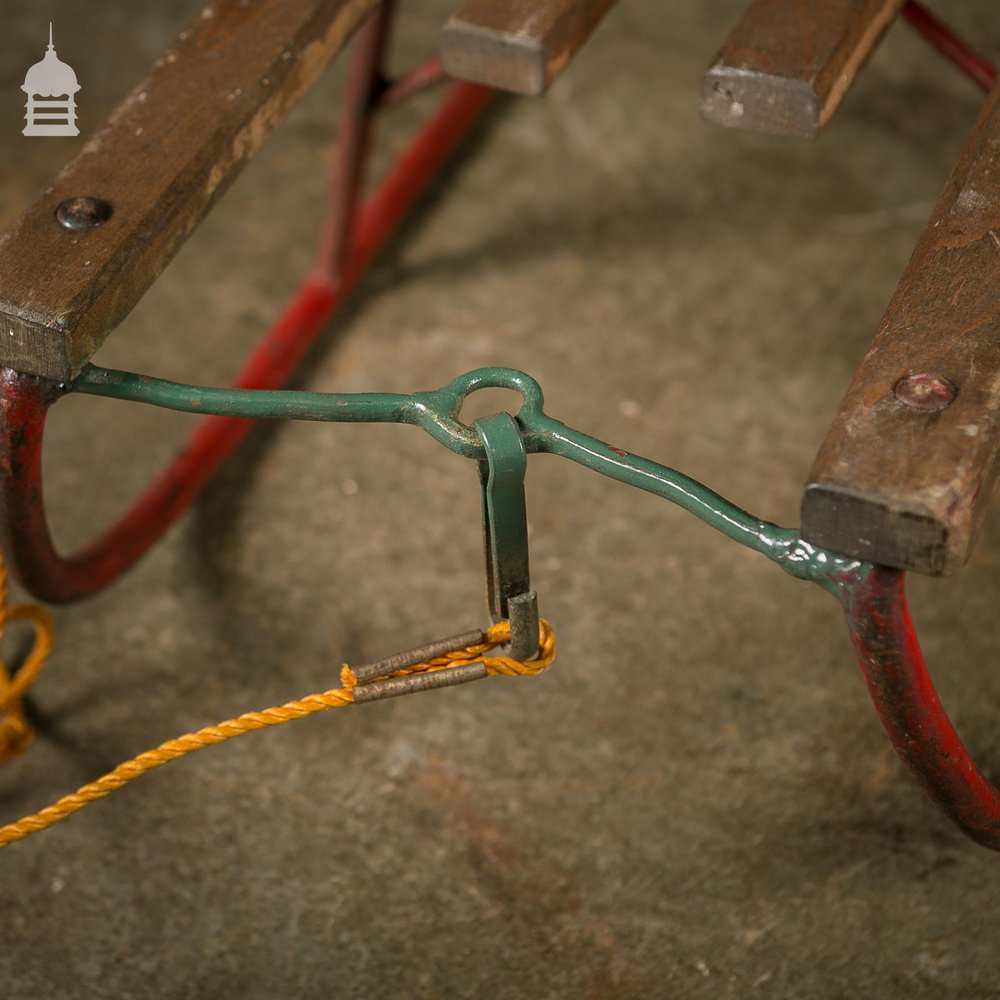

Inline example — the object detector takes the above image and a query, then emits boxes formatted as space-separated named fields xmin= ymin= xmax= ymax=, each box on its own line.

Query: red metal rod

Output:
xmin=378 ymin=58 xmax=445 ymax=109
xmin=313 ymin=2 xmax=398 ymax=287
xmin=903 ymin=1 xmax=997 ymax=91
xmin=842 ymin=566 xmax=1000 ymax=849
xmin=0 ymin=81 xmax=492 ymax=604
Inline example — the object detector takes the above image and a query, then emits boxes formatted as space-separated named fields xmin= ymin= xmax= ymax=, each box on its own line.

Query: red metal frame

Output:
xmin=0 ymin=6 xmax=492 ymax=603
xmin=842 ymin=567 xmax=1000 ymax=849
xmin=831 ymin=4 xmax=1000 ymax=848
xmin=3 ymin=2 xmax=1000 ymax=849
xmin=314 ymin=0 xmax=398 ymax=286
xmin=903 ymin=1 xmax=998 ymax=91
xmin=378 ymin=57 xmax=445 ymax=109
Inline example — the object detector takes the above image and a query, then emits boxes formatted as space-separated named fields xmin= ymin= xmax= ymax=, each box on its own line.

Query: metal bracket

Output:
xmin=474 ymin=412 xmax=539 ymax=661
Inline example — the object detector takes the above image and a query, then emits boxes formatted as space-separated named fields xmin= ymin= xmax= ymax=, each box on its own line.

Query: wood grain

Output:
xmin=440 ymin=0 xmax=616 ymax=96
xmin=802 ymin=82 xmax=1000 ymax=575
xmin=702 ymin=0 xmax=904 ymax=139
xmin=0 ymin=0 xmax=377 ymax=381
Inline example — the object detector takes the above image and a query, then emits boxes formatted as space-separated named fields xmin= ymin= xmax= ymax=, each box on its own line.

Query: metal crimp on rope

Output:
xmin=0 ymin=616 xmax=555 ymax=849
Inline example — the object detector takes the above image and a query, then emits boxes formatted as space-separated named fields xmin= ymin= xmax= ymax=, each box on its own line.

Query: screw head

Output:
xmin=55 ymin=196 xmax=113 ymax=231
xmin=893 ymin=372 xmax=957 ymax=411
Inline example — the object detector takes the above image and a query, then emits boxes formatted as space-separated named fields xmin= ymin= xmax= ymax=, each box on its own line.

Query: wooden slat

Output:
xmin=440 ymin=0 xmax=616 ymax=97
xmin=702 ymin=0 xmax=904 ymax=139
xmin=0 ymin=0 xmax=377 ymax=381
xmin=802 ymin=82 xmax=1000 ymax=576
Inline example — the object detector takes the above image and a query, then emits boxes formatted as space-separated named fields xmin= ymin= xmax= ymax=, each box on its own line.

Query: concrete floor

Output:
xmin=3 ymin=1 xmax=1000 ymax=997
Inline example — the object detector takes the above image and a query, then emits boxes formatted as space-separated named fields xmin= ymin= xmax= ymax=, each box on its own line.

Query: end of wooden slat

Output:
xmin=701 ymin=0 xmax=904 ymax=139
xmin=0 ymin=0 xmax=378 ymax=383
xmin=801 ymin=482 xmax=960 ymax=575
xmin=0 ymin=307 xmax=73 ymax=383
xmin=440 ymin=18 xmax=547 ymax=96
xmin=441 ymin=0 xmax=617 ymax=97
xmin=801 ymin=81 xmax=1000 ymax=578
xmin=701 ymin=65 xmax=820 ymax=139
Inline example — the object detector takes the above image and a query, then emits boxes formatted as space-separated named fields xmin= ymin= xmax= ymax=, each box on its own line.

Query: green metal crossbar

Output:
xmin=64 ymin=363 xmax=1000 ymax=853
xmin=75 ymin=363 xmax=870 ymax=597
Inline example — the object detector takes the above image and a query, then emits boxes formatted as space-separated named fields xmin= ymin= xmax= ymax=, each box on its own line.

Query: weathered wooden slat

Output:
xmin=440 ymin=0 xmax=616 ymax=97
xmin=802 ymin=82 xmax=1000 ymax=576
xmin=0 ymin=0 xmax=377 ymax=381
xmin=702 ymin=0 xmax=904 ymax=139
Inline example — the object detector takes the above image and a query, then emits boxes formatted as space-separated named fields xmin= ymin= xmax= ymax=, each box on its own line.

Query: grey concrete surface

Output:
xmin=3 ymin=2 xmax=1000 ymax=997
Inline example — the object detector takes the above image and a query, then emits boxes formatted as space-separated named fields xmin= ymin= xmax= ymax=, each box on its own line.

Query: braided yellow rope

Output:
xmin=0 ymin=618 xmax=554 ymax=849
xmin=0 ymin=555 xmax=55 ymax=763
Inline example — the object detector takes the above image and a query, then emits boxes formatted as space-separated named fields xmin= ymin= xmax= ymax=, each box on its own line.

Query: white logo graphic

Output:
xmin=22 ymin=24 xmax=80 ymax=137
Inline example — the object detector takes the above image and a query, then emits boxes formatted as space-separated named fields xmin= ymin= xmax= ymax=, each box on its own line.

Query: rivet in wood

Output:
xmin=893 ymin=373 xmax=957 ymax=411
xmin=55 ymin=197 xmax=113 ymax=231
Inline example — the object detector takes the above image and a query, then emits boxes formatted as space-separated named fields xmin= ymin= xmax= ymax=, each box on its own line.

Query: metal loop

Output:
xmin=412 ymin=367 xmax=546 ymax=458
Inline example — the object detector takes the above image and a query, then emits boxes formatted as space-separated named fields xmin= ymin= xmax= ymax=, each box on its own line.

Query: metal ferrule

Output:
xmin=352 ymin=661 xmax=488 ymax=703
xmin=349 ymin=628 xmax=485 ymax=685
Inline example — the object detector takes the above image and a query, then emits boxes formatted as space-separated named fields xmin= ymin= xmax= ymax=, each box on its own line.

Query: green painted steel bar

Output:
xmin=72 ymin=363 xmax=869 ymax=594
xmin=475 ymin=412 xmax=532 ymax=620
xmin=76 ymin=364 xmax=419 ymax=427
xmin=520 ymin=409 xmax=869 ymax=595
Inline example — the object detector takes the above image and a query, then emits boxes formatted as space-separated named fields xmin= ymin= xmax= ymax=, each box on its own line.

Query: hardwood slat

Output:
xmin=0 ymin=0 xmax=377 ymax=381
xmin=702 ymin=0 xmax=904 ymax=139
xmin=440 ymin=0 xmax=616 ymax=97
xmin=802 ymin=82 xmax=1000 ymax=575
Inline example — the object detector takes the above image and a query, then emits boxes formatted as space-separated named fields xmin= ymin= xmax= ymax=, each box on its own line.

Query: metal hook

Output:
xmin=474 ymin=412 xmax=540 ymax=661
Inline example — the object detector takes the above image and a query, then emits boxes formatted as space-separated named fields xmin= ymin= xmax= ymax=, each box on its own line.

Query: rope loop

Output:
xmin=0 ymin=557 xmax=55 ymax=764
xmin=0 ymin=613 xmax=554 ymax=849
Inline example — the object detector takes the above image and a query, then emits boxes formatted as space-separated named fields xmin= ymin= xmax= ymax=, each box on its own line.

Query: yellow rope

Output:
xmin=0 ymin=617 xmax=555 ymax=849
xmin=0 ymin=554 xmax=55 ymax=764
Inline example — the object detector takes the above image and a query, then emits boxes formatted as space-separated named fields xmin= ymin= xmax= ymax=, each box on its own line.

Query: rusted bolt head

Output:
xmin=893 ymin=372 xmax=957 ymax=411
xmin=55 ymin=196 xmax=113 ymax=231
